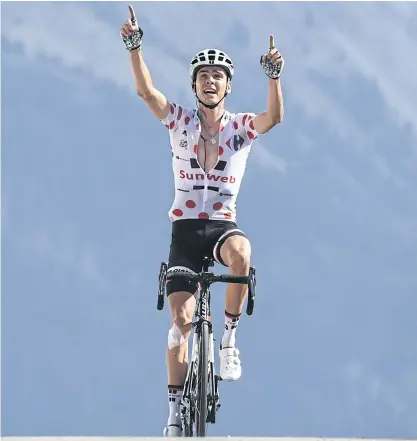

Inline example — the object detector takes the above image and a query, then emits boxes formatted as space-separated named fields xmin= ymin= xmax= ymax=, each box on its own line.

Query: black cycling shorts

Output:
xmin=166 ymin=219 xmax=248 ymax=296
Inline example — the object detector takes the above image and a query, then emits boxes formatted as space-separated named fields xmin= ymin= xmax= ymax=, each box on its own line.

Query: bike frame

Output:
xmin=157 ymin=256 xmax=256 ymax=437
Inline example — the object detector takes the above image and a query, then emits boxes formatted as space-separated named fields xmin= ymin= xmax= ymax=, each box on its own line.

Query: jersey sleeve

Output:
xmin=235 ymin=113 xmax=259 ymax=143
xmin=160 ymin=102 xmax=186 ymax=132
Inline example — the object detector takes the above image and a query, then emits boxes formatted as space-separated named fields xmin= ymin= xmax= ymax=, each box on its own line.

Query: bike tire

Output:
xmin=196 ymin=320 xmax=209 ymax=436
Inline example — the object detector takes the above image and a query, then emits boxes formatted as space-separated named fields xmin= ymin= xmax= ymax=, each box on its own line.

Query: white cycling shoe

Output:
xmin=163 ymin=424 xmax=182 ymax=437
xmin=219 ymin=346 xmax=242 ymax=381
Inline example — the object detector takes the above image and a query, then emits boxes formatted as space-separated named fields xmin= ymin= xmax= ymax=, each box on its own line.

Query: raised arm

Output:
xmin=252 ymin=34 xmax=284 ymax=135
xmin=120 ymin=5 xmax=169 ymax=121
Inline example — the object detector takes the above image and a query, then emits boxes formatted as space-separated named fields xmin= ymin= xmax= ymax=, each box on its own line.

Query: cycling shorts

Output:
xmin=166 ymin=219 xmax=247 ymax=296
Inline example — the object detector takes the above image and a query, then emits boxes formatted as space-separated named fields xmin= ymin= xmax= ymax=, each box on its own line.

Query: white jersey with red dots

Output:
xmin=160 ymin=102 xmax=259 ymax=222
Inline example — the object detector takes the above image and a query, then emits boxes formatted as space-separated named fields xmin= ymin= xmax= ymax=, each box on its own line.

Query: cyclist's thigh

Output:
xmin=209 ymin=220 xmax=249 ymax=266
xmin=166 ymin=241 xmax=201 ymax=325
xmin=166 ymin=220 xmax=203 ymax=298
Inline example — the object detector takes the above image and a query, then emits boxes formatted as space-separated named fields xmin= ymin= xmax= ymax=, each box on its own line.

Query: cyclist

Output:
xmin=120 ymin=4 xmax=284 ymax=437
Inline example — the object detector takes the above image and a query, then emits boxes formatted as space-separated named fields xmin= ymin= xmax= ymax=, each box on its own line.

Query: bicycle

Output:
xmin=157 ymin=255 xmax=257 ymax=437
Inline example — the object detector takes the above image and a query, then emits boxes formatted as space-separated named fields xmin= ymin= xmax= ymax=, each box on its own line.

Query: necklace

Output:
xmin=201 ymin=122 xmax=219 ymax=145
xmin=208 ymin=132 xmax=218 ymax=145
xmin=198 ymin=110 xmax=223 ymax=145
xmin=200 ymin=133 xmax=218 ymax=145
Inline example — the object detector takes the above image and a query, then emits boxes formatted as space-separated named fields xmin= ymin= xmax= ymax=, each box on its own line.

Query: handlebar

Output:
xmin=157 ymin=263 xmax=256 ymax=315
xmin=167 ymin=271 xmax=250 ymax=285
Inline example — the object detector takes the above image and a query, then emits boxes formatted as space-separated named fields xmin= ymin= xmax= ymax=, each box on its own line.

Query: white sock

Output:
xmin=167 ymin=385 xmax=183 ymax=426
xmin=221 ymin=311 xmax=241 ymax=349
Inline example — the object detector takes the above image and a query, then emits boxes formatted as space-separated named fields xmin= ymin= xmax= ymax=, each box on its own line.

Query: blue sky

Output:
xmin=2 ymin=1 xmax=417 ymax=438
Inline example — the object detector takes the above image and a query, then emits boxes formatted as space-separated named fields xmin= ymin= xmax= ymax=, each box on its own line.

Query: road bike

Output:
xmin=157 ymin=256 xmax=256 ymax=437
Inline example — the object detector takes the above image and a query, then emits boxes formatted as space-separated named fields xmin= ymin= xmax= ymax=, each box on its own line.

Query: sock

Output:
xmin=167 ymin=384 xmax=183 ymax=426
xmin=221 ymin=310 xmax=241 ymax=349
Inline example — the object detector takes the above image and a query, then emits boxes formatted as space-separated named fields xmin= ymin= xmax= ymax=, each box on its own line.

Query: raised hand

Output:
xmin=260 ymin=34 xmax=284 ymax=79
xmin=120 ymin=4 xmax=143 ymax=51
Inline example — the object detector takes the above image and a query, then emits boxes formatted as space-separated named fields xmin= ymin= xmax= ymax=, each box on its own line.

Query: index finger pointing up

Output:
xmin=270 ymin=34 xmax=275 ymax=50
xmin=128 ymin=4 xmax=136 ymax=23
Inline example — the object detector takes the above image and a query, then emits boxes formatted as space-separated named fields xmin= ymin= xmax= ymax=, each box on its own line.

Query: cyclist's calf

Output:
xmin=167 ymin=290 xmax=196 ymax=385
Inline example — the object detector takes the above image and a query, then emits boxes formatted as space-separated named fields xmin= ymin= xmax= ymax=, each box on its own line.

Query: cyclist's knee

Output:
xmin=228 ymin=245 xmax=251 ymax=274
xmin=167 ymin=291 xmax=195 ymax=349
xmin=171 ymin=296 xmax=194 ymax=329
xmin=220 ymin=235 xmax=251 ymax=273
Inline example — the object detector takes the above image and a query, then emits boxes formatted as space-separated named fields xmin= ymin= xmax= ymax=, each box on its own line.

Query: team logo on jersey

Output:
xmin=225 ymin=134 xmax=245 ymax=151
xmin=233 ymin=134 xmax=244 ymax=151
xmin=179 ymin=170 xmax=236 ymax=183
xmin=179 ymin=130 xmax=188 ymax=149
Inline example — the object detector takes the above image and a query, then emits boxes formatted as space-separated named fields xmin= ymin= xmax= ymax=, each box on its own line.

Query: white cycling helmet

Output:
xmin=189 ymin=49 xmax=235 ymax=80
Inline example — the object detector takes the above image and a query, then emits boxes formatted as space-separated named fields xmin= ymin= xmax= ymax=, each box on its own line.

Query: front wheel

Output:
xmin=196 ymin=321 xmax=209 ymax=436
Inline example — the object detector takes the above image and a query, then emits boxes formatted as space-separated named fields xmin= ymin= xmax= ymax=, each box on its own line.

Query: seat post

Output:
xmin=202 ymin=256 xmax=214 ymax=272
